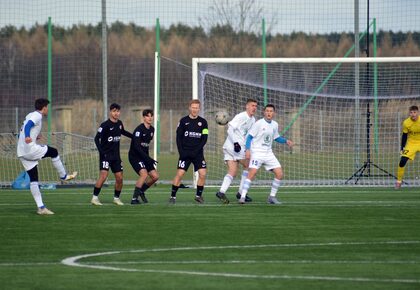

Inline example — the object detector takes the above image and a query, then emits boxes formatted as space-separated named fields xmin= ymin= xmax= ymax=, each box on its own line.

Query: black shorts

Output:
xmin=177 ymin=152 xmax=206 ymax=172
xmin=129 ymin=155 xmax=156 ymax=174
xmin=99 ymin=157 xmax=123 ymax=173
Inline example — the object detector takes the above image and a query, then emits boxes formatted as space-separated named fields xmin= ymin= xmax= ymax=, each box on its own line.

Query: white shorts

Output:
xmin=249 ymin=151 xmax=281 ymax=171
xmin=223 ymin=147 xmax=246 ymax=161
xmin=18 ymin=144 xmax=48 ymax=171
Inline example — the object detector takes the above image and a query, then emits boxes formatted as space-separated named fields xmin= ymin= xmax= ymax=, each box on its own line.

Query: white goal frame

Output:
xmin=192 ymin=56 xmax=420 ymax=187
xmin=192 ymin=57 xmax=420 ymax=100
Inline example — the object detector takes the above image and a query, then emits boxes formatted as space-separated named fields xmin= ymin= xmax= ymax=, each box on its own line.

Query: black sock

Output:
xmin=171 ymin=185 xmax=179 ymax=197
xmin=132 ymin=187 xmax=142 ymax=200
xmin=140 ymin=183 xmax=150 ymax=192
xmin=93 ymin=186 xmax=101 ymax=197
xmin=114 ymin=190 xmax=121 ymax=198
xmin=196 ymin=185 xmax=204 ymax=197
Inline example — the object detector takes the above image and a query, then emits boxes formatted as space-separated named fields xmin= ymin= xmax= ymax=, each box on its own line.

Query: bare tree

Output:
xmin=199 ymin=0 xmax=277 ymax=35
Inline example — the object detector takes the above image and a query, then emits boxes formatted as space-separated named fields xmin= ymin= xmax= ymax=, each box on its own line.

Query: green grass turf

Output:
xmin=0 ymin=186 xmax=420 ymax=290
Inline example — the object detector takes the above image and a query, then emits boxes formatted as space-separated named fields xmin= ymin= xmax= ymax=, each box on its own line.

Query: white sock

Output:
xmin=51 ymin=156 xmax=66 ymax=179
xmin=241 ymin=178 xmax=251 ymax=199
xmin=30 ymin=182 xmax=44 ymax=208
xmin=238 ymin=170 xmax=249 ymax=192
xmin=219 ymin=174 xmax=233 ymax=193
xmin=270 ymin=178 xmax=282 ymax=197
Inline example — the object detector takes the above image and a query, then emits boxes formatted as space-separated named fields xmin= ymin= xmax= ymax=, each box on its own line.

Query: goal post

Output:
xmin=193 ymin=57 xmax=420 ymax=187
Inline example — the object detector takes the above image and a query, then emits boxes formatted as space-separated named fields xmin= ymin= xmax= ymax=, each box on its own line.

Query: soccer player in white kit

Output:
xmin=17 ymin=98 xmax=77 ymax=215
xmin=215 ymin=98 xmax=257 ymax=204
xmin=239 ymin=104 xmax=293 ymax=204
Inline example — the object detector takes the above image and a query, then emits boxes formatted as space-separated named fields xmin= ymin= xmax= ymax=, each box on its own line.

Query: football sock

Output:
xmin=93 ymin=186 xmax=101 ymax=197
xmin=114 ymin=190 xmax=121 ymax=199
xmin=132 ymin=186 xmax=142 ymax=200
xmin=51 ymin=156 xmax=66 ymax=178
xmin=270 ymin=178 xmax=282 ymax=197
xmin=219 ymin=174 xmax=233 ymax=193
xmin=30 ymin=182 xmax=44 ymax=208
xmin=196 ymin=185 xmax=204 ymax=197
xmin=241 ymin=178 xmax=251 ymax=199
xmin=171 ymin=185 xmax=179 ymax=197
xmin=238 ymin=170 xmax=249 ymax=192
xmin=140 ymin=183 xmax=150 ymax=192
xmin=397 ymin=166 xmax=405 ymax=182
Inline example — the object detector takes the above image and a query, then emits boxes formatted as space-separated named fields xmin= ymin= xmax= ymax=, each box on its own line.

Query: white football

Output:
xmin=215 ymin=109 xmax=229 ymax=125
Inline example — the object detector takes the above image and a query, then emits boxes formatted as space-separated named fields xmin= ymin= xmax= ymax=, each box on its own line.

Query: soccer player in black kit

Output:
xmin=91 ymin=103 xmax=133 ymax=206
xmin=169 ymin=99 xmax=208 ymax=204
xmin=129 ymin=109 xmax=159 ymax=204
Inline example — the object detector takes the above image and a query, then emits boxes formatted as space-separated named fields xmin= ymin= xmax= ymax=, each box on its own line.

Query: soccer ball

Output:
xmin=215 ymin=110 xmax=229 ymax=125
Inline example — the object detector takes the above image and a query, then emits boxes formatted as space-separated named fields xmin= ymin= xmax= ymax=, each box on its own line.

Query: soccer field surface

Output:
xmin=1 ymin=186 xmax=420 ymax=290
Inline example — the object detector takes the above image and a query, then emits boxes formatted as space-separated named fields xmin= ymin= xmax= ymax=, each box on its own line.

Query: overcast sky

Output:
xmin=0 ymin=0 xmax=419 ymax=34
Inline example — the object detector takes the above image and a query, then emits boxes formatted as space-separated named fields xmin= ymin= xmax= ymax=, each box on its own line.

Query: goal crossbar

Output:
xmin=192 ymin=57 xmax=420 ymax=99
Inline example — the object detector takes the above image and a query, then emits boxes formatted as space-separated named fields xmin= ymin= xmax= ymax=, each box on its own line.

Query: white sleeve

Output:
xmin=228 ymin=113 xmax=242 ymax=130
xmin=248 ymin=119 xmax=260 ymax=137
xmin=31 ymin=112 xmax=43 ymax=126
xmin=227 ymin=113 xmax=244 ymax=144
xmin=273 ymin=122 xmax=280 ymax=140
xmin=227 ymin=125 xmax=236 ymax=144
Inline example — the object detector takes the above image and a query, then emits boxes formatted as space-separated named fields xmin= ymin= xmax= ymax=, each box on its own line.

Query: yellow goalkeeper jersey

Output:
xmin=402 ymin=117 xmax=420 ymax=144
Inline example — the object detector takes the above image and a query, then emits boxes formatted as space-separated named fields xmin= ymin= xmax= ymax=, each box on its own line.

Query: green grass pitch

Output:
xmin=1 ymin=186 xmax=420 ymax=290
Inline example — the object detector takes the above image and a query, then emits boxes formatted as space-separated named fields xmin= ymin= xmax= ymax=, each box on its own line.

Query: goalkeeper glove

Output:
xmin=234 ymin=142 xmax=241 ymax=153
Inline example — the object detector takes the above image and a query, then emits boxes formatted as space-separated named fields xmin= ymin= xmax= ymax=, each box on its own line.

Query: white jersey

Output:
xmin=248 ymin=118 xmax=280 ymax=154
xmin=223 ymin=111 xmax=255 ymax=149
xmin=17 ymin=111 xmax=43 ymax=157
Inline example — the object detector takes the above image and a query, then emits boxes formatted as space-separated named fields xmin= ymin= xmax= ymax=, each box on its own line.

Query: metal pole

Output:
xmin=366 ymin=0 xmax=371 ymax=175
xmin=169 ymin=109 xmax=173 ymax=153
xmin=101 ymin=0 xmax=108 ymax=121
xmin=262 ymin=18 xmax=267 ymax=106
xmin=47 ymin=17 xmax=52 ymax=144
xmin=15 ymin=107 xmax=19 ymax=134
xmin=354 ymin=0 xmax=361 ymax=169
xmin=93 ymin=108 xmax=97 ymax=136
xmin=320 ymin=110 xmax=323 ymax=151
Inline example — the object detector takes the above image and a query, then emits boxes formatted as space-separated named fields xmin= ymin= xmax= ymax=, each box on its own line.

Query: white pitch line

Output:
xmin=61 ymin=241 xmax=420 ymax=284
xmin=0 ymin=262 xmax=58 ymax=267
xmin=86 ymin=259 xmax=420 ymax=265
xmin=1 ymin=201 xmax=420 ymax=207
xmin=2 ymin=259 xmax=419 ymax=268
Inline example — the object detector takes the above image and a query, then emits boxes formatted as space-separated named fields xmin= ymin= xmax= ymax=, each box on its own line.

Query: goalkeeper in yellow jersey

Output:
xmin=396 ymin=105 xmax=420 ymax=189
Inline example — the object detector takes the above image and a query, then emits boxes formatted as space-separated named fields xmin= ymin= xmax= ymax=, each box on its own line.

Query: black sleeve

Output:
xmin=176 ymin=122 xmax=185 ymax=156
xmin=94 ymin=128 xmax=104 ymax=155
xmin=401 ymin=133 xmax=408 ymax=150
xmin=121 ymin=123 xmax=133 ymax=139
xmin=198 ymin=120 xmax=208 ymax=149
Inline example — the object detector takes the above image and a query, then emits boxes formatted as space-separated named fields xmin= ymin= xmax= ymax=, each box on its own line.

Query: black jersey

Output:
xmin=94 ymin=119 xmax=132 ymax=160
xmin=129 ymin=123 xmax=155 ymax=159
xmin=176 ymin=115 xmax=208 ymax=157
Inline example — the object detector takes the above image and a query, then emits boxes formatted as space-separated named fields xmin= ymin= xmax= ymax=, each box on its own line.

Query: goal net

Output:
xmin=193 ymin=57 xmax=420 ymax=186
xmin=0 ymin=132 xmax=98 ymax=188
